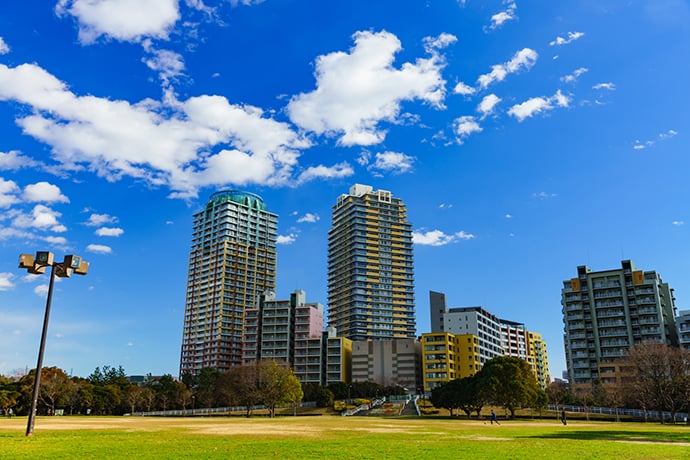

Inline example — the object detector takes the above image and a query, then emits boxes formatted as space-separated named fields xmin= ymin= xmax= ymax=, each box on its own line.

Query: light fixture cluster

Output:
xmin=19 ymin=251 xmax=89 ymax=277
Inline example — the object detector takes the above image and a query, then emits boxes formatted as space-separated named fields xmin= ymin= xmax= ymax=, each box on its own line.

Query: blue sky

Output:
xmin=1 ymin=0 xmax=688 ymax=380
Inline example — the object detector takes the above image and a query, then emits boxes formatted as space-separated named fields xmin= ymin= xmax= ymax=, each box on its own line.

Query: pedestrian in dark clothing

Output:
xmin=560 ymin=409 xmax=567 ymax=425
xmin=490 ymin=410 xmax=500 ymax=425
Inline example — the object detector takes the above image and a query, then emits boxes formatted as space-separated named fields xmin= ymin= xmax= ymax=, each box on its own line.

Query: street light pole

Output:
xmin=26 ymin=263 xmax=56 ymax=437
xmin=19 ymin=252 xmax=89 ymax=437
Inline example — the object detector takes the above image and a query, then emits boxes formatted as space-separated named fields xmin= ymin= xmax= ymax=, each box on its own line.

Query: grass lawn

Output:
xmin=1 ymin=415 xmax=689 ymax=459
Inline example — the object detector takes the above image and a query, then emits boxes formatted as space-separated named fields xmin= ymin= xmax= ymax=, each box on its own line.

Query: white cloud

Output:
xmin=0 ymin=178 xmax=21 ymax=208
xmin=86 ymin=213 xmax=117 ymax=226
xmin=477 ymin=48 xmax=538 ymax=89
xmin=43 ymin=235 xmax=68 ymax=246
xmin=505 ymin=213 xmax=513 ymax=219
xmin=423 ymin=33 xmax=458 ymax=53
xmin=0 ymin=272 xmax=15 ymax=291
xmin=486 ymin=1 xmax=518 ymax=31
xmin=439 ymin=203 xmax=453 ymax=209
xmin=296 ymin=213 xmax=319 ymax=223
xmin=0 ymin=150 xmax=39 ymax=170
xmin=12 ymin=205 xmax=66 ymax=231
xmin=413 ymin=229 xmax=475 ymax=246
xmin=95 ymin=227 xmax=125 ymax=237
xmin=369 ymin=151 xmax=415 ymax=175
xmin=0 ymin=63 xmax=309 ymax=198
xmin=672 ymin=220 xmax=684 ymax=226
xmin=297 ymin=162 xmax=354 ymax=184
xmin=633 ymin=129 xmax=678 ymax=150
xmin=0 ymin=36 xmax=9 ymax=55
xmin=593 ymin=82 xmax=616 ymax=90
xmin=477 ymin=94 xmax=501 ymax=117
xmin=141 ymin=39 xmax=185 ymax=85
xmin=453 ymin=82 xmax=476 ymax=96
xmin=287 ymin=30 xmax=450 ymax=146
xmin=508 ymin=90 xmax=570 ymax=122
xmin=453 ymin=116 xmax=482 ymax=143
xmin=86 ymin=244 xmax=112 ymax=254
xmin=561 ymin=67 xmax=588 ymax=83
xmin=533 ymin=192 xmax=558 ymax=199
xmin=35 ymin=284 xmax=50 ymax=297
xmin=23 ymin=182 xmax=70 ymax=203
xmin=56 ymin=0 xmax=180 ymax=44
xmin=276 ymin=233 xmax=297 ymax=245
xmin=550 ymin=31 xmax=585 ymax=46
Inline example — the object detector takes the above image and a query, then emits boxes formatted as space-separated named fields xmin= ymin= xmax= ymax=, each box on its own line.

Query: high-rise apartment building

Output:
xmin=428 ymin=291 xmax=550 ymax=388
xmin=243 ymin=290 xmax=323 ymax=365
xmin=677 ymin=310 xmax=690 ymax=350
xmin=527 ymin=331 xmax=550 ymax=389
xmin=561 ymin=260 xmax=678 ymax=387
xmin=179 ymin=191 xmax=277 ymax=376
xmin=328 ymin=184 xmax=415 ymax=341
xmin=420 ymin=332 xmax=481 ymax=391
xmin=352 ymin=338 xmax=421 ymax=390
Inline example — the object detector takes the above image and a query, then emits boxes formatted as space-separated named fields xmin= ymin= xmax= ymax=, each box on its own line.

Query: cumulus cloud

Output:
xmin=453 ymin=82 xmax=476 ymax=96
xmin=593 ymin=82 xmax=616 ymax=90
xmin=672 ymin=220 xmax=684 ymax=226
xmin=633 ymin=129 xmax=677 ymax=150
xmin=0 ymin=272 xmax=15 ymax=291
xmin=368 ymin=151 xmax=415 ymax=175
xmin=477 ymin=48 xmax=538 ymax=89
xmin=508 ymin=90 xmax=570 ymax=122
xmin=477 ymin=94 xmax=501 ymax=118
xmin=413 ymin=229 xmax=475 ymax=246
xmin=0 ymin=36 xmax=9 ymax=55
xmin=85 ymin=213 xmax=117 ymax=226
xmin=86 ymin=244 xmax=112 ymax=254
xmin=95 ymin=227 xmax=124 ymax=237
xmin=550 ymin=31 xmax=585 ymax=46
xmin=276 ymin=233 xmax=297 ymax=244
xmin=0 ymin=63 xmax=309 ymax=198
xmin=533 ymin=192 xmax=557 ymax=199
xmin=55 ymin=0 xmax=181 ymax=44
xmin=297 ymin=162 xmax=354 ymax=184
xmin=287 ymin=30 xmax=451 ymax=146
xmin=12 ymin=205 xmax=66 ymax=232
xmin=296 ymin=213 xmax=319 ymax=223
xmin=0 ymin=151 xmax=39 ymax=170
xmin=453 ymin=116 xmax=482 ymax=144
xmin=486 ymin=1 xmax=518 ymax=31
xmin=35 ymin=284 xmax=50 ymax=297
xmin=141 ymin=39 xmax=185 ymax=86
xmin=561 ymin=67 xmax=588 ymax=83
xmin=23 ymin=182 xmax=70 ymax=203
xmin=0 ymin=178 xmax=21 ymax=208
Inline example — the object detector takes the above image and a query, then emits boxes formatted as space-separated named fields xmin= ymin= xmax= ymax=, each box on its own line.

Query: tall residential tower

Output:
xmin=179 ymin=191 xmax=277 ymax=376
xmin=561 ymin=260 xmax=678 ymax=388
xmin=327 ymin=184 xmax=416 ymax=341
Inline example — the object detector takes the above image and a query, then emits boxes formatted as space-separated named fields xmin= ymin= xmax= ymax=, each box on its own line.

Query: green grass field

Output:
xmin=1 ymin=415 xmax=689 ymax=459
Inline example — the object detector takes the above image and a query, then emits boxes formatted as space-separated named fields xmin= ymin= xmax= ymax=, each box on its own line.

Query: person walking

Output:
xmin=490 ymin=410 xmax=500 ymax=425
xmin=560 ymin=409 xmax=567 ymax=425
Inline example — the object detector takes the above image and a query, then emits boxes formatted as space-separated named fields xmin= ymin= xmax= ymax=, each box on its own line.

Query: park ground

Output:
xmin=2 ymin=414 xmax=690 ymax=459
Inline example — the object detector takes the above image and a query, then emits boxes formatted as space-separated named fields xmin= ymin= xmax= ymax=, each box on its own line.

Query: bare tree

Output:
xmin=625 ymin=342 xmax=690 ymax=423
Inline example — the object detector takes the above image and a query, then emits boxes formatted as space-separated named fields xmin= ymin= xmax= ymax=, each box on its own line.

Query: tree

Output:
xmin=195 ymin=367 xmax=220 ymax=408
xmin=625 ymin=342 xmax=690 ymax=423
xmin=479 ymin=356 xmax=540 ymax=418
xmin=545 ymin=380 xmax=570 ymax=410
xmin=226 ymin=364 xmax=262 ymax=416
xmin=315 ymin=387 xmax=334 ymax=408
xmin=39 ymin=367 xmax=72 ymax=415
xmin=256 ymin=360 xmax=303 ymax=417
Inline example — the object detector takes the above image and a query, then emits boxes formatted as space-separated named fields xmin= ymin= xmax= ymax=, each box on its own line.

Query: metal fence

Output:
xmin=548 ymin=404 xmax=689 ymax=423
